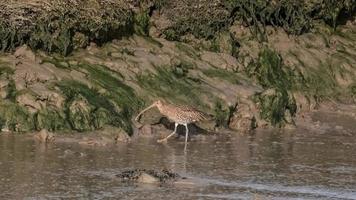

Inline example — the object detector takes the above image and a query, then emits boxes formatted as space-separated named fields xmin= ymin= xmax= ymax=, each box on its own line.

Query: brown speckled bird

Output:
xmin=135 ymin=100 xmax=211 ymax=144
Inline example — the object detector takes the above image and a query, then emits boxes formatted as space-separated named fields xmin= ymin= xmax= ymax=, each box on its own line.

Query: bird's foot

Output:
xmin=157 ymin=138 xmax=168 ymax=143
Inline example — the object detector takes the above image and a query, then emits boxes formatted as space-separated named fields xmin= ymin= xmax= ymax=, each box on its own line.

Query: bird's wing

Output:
xmin=177 ymin=105 xmax=212 ymax=121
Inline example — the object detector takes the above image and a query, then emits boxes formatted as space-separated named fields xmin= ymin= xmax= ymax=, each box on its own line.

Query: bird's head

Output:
xmin=152 ymin=100 xmax=164 ymax=108
xmin=135 ymin=99 xmax=164 ymax=122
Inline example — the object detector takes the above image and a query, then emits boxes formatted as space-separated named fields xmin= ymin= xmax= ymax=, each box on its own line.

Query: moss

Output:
xmin=254 ymin=89 xmax=297 ymax=126
xmin=163 ymin=29 xmax=180 ymax=41
xmin=0 ymin=0 xmax=135 ymax=55
xmin=35 ymin=108 xmax=69 ymax=131
xmin=67 ymin=94 xmax=93 ymax=132
xmin=0 ymin=101 xmax=34 ymax=132
xmin=175 ymin=42 xmax=199 ymax=59
xmin=56 ymin=61 xmax=143 ymax=134
xmin=161 ymin=1 xmax=230 ymax=40
xmin=143 ymin=36 xmax=164 ymax=48
xmin=134 ymin=10 xmax=150 ymax=36
xmin=0 ymin=65 xmax=17 ymax=102
xmin=6 ymin=79 xmax=17 ymax=102
xmin=202 ymin=68 xmax=240 ymax=85
xmin=137 ymin=66 xmax=206 ymax=109
xmin=160 ymin=0 xmax=355 ymax=43
xmin=92 ymin=108 xmax=110 ymax=129
xmin=42 ymin=57 xmax=71 ymax=70
xmin=0 ymin=65 xmax=14 ymax=76
xmin=171 ymin=61 xmax=195 ymax=78
xmin=351 ymin=84 xmax=356 ymax=100
xmin=288 ymin=50 xmax=340 ymax=100
xmin=120 ymin=47 xmax=135 ymax=56
xmin=301 ymin=63 xmax=338 ymax=101
xmin=316 ymin=0 xmax=356 ymax=30
xmin=213 ymin=100 xmax=235 ymax=127
xmin=246 ymin=47 xmax=298 ymax=125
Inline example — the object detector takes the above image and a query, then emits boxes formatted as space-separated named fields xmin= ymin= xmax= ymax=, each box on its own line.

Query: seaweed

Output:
xmin=137 ymin=66 xmax=206 ymax=109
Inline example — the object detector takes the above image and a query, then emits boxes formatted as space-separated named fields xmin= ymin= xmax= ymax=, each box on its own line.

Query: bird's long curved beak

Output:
xmin=135 ymin=104 xmax=156 ymax=122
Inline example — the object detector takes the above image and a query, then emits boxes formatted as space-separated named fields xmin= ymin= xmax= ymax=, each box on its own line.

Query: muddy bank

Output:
xmin=0 ymin=0 xmax=355 ymax=134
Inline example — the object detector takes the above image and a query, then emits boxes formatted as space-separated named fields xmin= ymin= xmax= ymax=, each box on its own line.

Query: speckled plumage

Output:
xmin=135 ymin=100 xmax=211 ymax=145
xmin=156 ymin=103 xmax=209 ymax=124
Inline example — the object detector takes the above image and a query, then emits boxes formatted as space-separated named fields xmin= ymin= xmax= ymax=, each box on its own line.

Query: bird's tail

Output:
xmin=201 ymin=112 xmax=214 ymax=122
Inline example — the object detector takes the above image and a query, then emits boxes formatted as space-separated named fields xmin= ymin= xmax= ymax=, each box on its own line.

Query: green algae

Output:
xmin=0 ymin=64 xmax=16 ymax=102
xmin=0 ymin=101 xmax=34 ymax=132
xmin=0 ymin=0 xmax=134 ymax=55
xmin=137 ymin=66 xmax=206 ymax=109
xmin=34 ymin=108 xmax=68 ymax=131
xmin=175 ymin=43 xmax=200 ymax=59
xmin=134 ymin=10 xmax=150 ymax=36
xmin=55 ymin=62 xmax=142 ymax=134
xmin=254 ymin=89 xmax=297 ymax=126
xmin=202 ymin=68 xmax=240 ymax=85
xmin=246 ymin=47 xmax=297 ymax=125
xmin=213 ymin=100 xmax=235 ymax=127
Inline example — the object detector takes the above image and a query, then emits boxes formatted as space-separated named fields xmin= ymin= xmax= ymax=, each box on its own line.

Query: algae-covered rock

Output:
xmin=35 ymin=108 xmax=68 ymax=131
xmin=73 ymin=32 xmax=89 ymax=50
xmin=16 ymin=92 xmax=42 ymax=113
xmin=0 ymin=79 xmax=9 ymax=99
xmin=92 ymin=108 xmax=110 ymax=129
xmin=14 ymin=45 xmax=36 ymax=62
xmin=68 ymin=95 xmax=93 ymax=132
xmin=213 ymin=32 xmax=239 ymax=56
xmin=254 ymin=89 xmax=297 ymax=126
xmin=0 ymin=101 xmax=34 ymax=132
xmin=229 ymin=101 xmax=257 ymax=131
xmin=117 ymin=169 xmax=181 ymax=184
xmin=0 ymin=0 xmax=135 ymax=55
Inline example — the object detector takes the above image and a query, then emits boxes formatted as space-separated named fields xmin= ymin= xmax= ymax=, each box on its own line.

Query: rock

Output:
xmin=0 ymin=79 xmax=9 ymax=88
xmin=35 ymin=108 xmax=67 ymax=131
xmin=47 ymin=92 xmax=66 ymax=109
xmin=16 ymin=93 xmax=42 ymax=113
xmin=68 ymin=95 xmax=92 ymax=131
xmin=114 ymin=128 xmax=131 ymax=143
xmin=94 ymin=126 xmax=130 ymax=143
xmin=149 ymin=25 xmax=161 ymax=38
xmin=138 ymin=124 xmax=153 ymax=137
xmin=34 ymin=129 xmax=55 ymax=143
xmin=0 ymin=90 xmax=7 ymax=99
xmin=73 ymin=32 xmax=89 ymax=49
xmin=0 ymin=79 xmax=9 ymax=99
xmin=111 ymin=52 xmax=122 ymax=58
xmin=68 ymin=60 xmax=79 ymax=66
xmin=229 ymin=101 xmax=257 ymax=131
xmin=215 ymin=32 xmax=234 ymax=55
xmin=255 ymin=88 xmax=297 ymax=126
xmin=201 ymin=51 xmax=227 ymax=69
xmin=201 ymin=51 xmax=237 ymax=71
xmin=220 ymin=53 xmax=239 ymax=71
xmin=87 ymin=42 xmax=98 ymax=54
xmin=138 ymin=173 xmax=159 ymax=184
xmin=116 ymin=169 xmax=181 ymax=184
xmin=92 ymin=108 xmax=109 ymax=129
xmin=14 ymin=45 xmax=36 ymax=62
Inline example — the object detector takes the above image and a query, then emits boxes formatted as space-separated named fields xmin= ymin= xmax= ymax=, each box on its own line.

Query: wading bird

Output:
xmin=135 ymin=100 xmax=211 ymax=144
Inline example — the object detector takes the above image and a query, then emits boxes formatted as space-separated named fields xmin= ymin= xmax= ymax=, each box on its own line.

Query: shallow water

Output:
xmin=0 ymin=127 xmax=356 ymax=200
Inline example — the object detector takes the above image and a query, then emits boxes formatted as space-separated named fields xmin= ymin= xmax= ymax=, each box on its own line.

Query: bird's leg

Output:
xmin=157 ymin=122 xmax=178 ymax=143
xmin=184 ymin=123 xmax=189 ymax=144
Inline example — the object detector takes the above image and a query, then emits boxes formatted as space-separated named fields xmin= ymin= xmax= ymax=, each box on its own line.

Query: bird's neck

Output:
xmin=157 ymin=102 xmax=170 ymax=115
